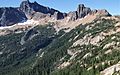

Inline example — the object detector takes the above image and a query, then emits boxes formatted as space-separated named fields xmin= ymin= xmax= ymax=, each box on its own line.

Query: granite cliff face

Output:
xmin=77 ymin=4 xmax=91 ymax=18
xmin=0 ymin=7 xmax=27 ymax=26
xmin=0 ymin=0 xmax=66 ymax=26
xmin=19 ymin=0 xmax=66 ymax=20
xmin=0 ymin=0 xmax=111 ymax=26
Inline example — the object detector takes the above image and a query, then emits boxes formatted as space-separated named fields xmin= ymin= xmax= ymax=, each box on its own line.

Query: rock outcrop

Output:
xmin=77 ymin=4 xmax=91 ymax=18
xmin=0 ymin=7 xmax=27 ymax=26
xmin=67 ymin=4 xmax=111 ymax=21
xmin=68 ymin=11 xmax=78 ymax=21
xmin=67 ymin=4 xmax=91 ymax=21
xmin=19 ymin=0 xmax=66 ymax=20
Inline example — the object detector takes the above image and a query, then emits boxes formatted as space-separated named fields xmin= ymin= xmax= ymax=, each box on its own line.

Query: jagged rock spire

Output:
xmin=21 ymin=0 xmax=29 ymax=2
xmin=67 ymin=4 xmax=91 ymax=21
xmin=77 ymin=4 xmax=91 ymax=18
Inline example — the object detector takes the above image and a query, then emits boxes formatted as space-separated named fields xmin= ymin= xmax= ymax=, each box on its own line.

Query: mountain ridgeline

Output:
xmin=0 ymin=0 xmax=120 ymax=75
xmin=0 ymin=0 xmax=111 ymax=26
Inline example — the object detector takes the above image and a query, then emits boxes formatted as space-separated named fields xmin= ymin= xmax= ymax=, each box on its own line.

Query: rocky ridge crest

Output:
xmin=0 ymin=0 xmax=111 ymax=26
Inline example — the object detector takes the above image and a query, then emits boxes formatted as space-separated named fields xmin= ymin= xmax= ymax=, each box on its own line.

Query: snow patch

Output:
xmin=0 ymin=25 xmax=15 ymax=29
xmin=0 ymin=19 xmax=39 ymax=30
xmin=17 ymin=19 xmax=39 ymax=25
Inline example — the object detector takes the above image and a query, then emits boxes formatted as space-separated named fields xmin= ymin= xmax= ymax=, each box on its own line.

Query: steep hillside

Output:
xmin=0 ymin=24 xmax=57 ymax=75
xmin=0 ymin=16 xmax=120 ymax=75
xmin=0 ymin=0 xmax=119 ymax=75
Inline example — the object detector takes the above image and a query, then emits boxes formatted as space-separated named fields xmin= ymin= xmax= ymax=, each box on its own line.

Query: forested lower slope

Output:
xmin=0 ymin=17 xmax=120 ymax=75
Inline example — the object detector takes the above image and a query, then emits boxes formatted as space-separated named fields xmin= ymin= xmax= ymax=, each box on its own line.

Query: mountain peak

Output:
xmin=77 ymin=4 xmax=91 ymax=18
xmin=0 ymin=1 xmax=111 ymax=27
xmin=19 ymin=0 xmax=66 ymax=20
xmin=78 ymin=4 xmax=85 ymax=8
xmin=21 ymin=0 xmax=30 ymax=4
xmin=22 ymin=0 xmax=30 ymax=2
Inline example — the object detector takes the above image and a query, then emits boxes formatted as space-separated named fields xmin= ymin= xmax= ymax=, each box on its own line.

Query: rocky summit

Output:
xmin=19 ymin=0 xmax=66 ymax=20
xmin=68 ymin=4 xmax=111 ymax=21
xmin=0 ymin=0 xmax=111 ymax=27
xmin=0 ymin=0 xmax=119 ymax=75
xmin=0 ymin=0 xmax=66 ymax=27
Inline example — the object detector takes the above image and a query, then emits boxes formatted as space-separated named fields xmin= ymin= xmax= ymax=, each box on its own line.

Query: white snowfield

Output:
xmin=0 ymin=19 xmax=39 ymax=30
xmin=17 ymin=19 xmax=39 ymax=25
xmin=0 ymin=25 xmax=15 ymax=29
